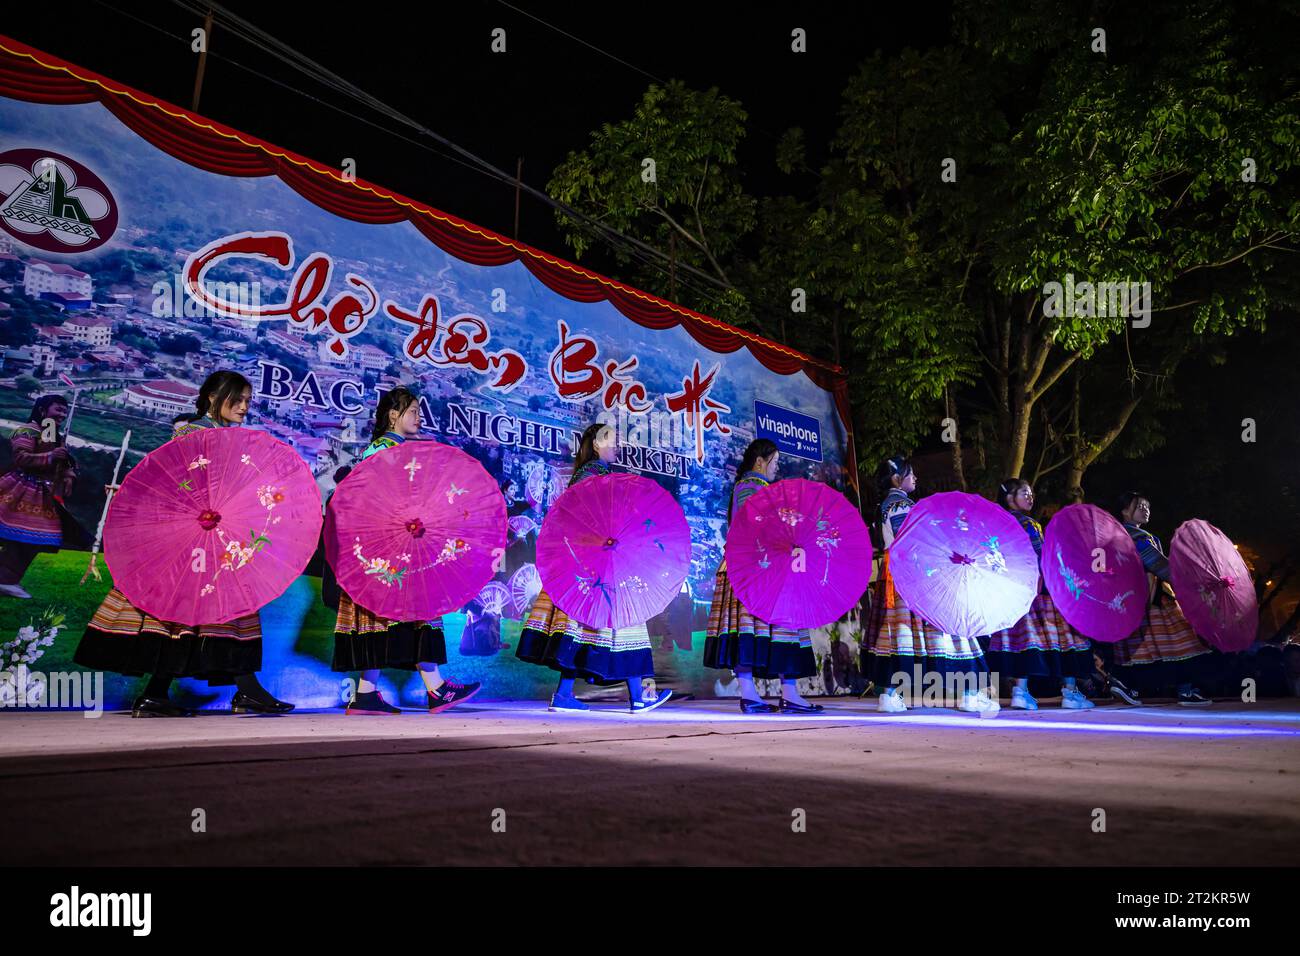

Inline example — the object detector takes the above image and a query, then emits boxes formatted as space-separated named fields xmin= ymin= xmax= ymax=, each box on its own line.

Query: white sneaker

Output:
xmin=1061 ymin=685 xmax=1095 ymax=709
xmin=1010 ymin=686 xmax=1038 ymax=710
xmin=0 ymin=584 xmax=32 ymax=599
xmin=959 ymin=690 xmax=1000 ymax=717
xmin=877 ymin=690 xmax=908 ymax=713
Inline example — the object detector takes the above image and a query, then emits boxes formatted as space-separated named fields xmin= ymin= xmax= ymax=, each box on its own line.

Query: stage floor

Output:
xmin=3 ymin=698 xmax=1298 ymax=865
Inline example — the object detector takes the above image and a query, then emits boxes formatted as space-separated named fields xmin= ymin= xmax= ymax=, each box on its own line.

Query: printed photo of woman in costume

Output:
xmin=0 ymin=394 xmax=90 ymax=599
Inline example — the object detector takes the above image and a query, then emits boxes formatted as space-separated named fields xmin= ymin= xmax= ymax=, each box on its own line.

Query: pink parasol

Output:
xmin=1170 ymin=519 xmax=1258 ymax=652
xmin=1042 ymin=504 xmax=1147 ymax=642
xmin=724 ymin=478 xmax=871 ymax=630
xmin=104 ymin=427 xmax=322 ymax=625
xmin=325 ymin=440 xmax=505 ymax=620
xmin=536 ymin=473 xmax=690 ymax=630
xmin=889 ymin=491 xmax=1039 ymax=639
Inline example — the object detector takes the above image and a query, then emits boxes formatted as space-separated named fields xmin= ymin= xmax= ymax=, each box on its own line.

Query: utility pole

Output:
xmin=513 ymin=157 xmax=523 ymax=241
xmin=191 ymin=8 xmax=214 ymax=113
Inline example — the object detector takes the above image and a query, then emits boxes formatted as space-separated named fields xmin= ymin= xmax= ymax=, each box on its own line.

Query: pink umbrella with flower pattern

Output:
xmin=1170 ymin=518 xmax=1258 ymax=652
xmin=537 ymin=473 xmax=690 ymax=630
xmin=1042 ymin=503 xmax=1147 ymax=642
xmin=725 ymin=478 xmax=871 ymax=630
xmin=325 ymin=440 xmax=506 ymax=620
xmin=103 ymin=427 xmax=322 ymax=625
xmin=889 ymin=491 xmax=1039 ymax=639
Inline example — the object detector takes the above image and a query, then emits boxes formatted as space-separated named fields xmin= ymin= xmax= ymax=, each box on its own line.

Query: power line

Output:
xmin=88 ymin=0 xmax=791 ymax=345
xmin=494 ymin=0 xmax=666 ymax=84
xmin=167 ymin=0 xmax=736 ymax=298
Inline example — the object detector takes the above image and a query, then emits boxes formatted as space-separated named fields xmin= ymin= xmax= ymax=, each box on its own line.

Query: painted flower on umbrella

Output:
xmin=352 ymin=540 xmax=408 ymax=587
xmin=1057 ymin=548 xmax=1135 ymax=612
xmin=778 ymin=507 xmax=804 ymax=527
xmin=188 ymin=455 xmax=210 ymax=471
xmin=434 ymin=537 xmax=471 ymax=567
xmin=981 ymin=536 xmax=1007 ymax=574
xmin=1106 ymin=591 xmax=1136 ymax=612
xmin=575 ymin=572 xmax=614 ymax=608
xmin=813 ymin=508 xmax=841 ymax=585
xmin=219 ymin=530 xmax=271 ymax=572
xmin=256 ymin=484 xmax=286 ymax=509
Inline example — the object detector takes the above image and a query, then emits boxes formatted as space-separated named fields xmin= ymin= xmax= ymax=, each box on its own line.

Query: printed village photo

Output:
xmin=0 ymin=0 xmax=1296 ymax=937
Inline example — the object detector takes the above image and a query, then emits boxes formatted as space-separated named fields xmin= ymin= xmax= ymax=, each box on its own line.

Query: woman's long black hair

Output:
xmin=27 ymin=394 xmax=68 ymax=426
xmin=1115 ymin=490 xmax=1148 ymax=521
xmin=728 ymin=438 xmax=779 ymax=521
xmin=370 ymin=386 xmax=418 ymax=444
xmin=874 ymin=455 xmax=912 ymax=498
xmin=570 ymin=422 xmax=612 ymax=487
xmin=998 ymin=477 xmax=1031 ymax=511
xmin=180 ymin=370 xmax=252 ymax=425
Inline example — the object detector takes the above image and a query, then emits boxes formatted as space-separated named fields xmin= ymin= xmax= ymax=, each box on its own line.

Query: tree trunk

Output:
xmin=1063 ymin=463 xmax=1085 ymax=503
xmin=1271 ymin=597 xmax=1300 ymax=643
xmin=944 ymin=386 xmax=967 ymax=491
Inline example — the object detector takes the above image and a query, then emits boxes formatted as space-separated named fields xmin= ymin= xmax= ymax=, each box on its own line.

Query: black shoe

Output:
xmin=1108 ymin=677 xmax=1142 ymax=706
xmin=739 ymin=698 xmax=779 ymax=714
xmin=1178 ymin=689 xmax=1212 ymax=707
xmin=427 ymin=680 xmax=481 ymax=713
xmin=779 ymin=698 xmax=825 ymax=714
xmin=131 ymin=695 xmax=196 ymax=718
xmin=230 ymin=691 xmax=295 ymax=715
xmin=346 ymin=690 xmax=401 ymax=715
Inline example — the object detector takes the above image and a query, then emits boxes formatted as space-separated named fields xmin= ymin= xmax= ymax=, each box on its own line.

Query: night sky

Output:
xmin=19 ymin=1 xmax=952 ymax=261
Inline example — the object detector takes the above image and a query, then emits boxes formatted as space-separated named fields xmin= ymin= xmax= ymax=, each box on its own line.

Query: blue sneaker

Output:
xmin=549 ymin=690 xmax=590 ymax=712
xmin=629 ymin=689 xmax=672 ymax=714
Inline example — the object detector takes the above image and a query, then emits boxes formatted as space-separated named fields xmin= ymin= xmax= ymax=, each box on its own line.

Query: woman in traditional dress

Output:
xmin=985 ymin=479 xmax=1095 ymax=709
xmin=1112 ymin=491 xmax=1214 ymax=706
xmin=331 ymin=386 xmax=480 ymax=715
xmin=864 ymin=456 xmax=1000 ymax=715
xmin=73 ymin=371 xmax=292 ymax=717
xmin=515 ymin=422 xmax=673 ymax=714
xmin=703 ymin=438 xmax=823 ymax=714
xmin=0 ymin=394 xmax=90 ymax=599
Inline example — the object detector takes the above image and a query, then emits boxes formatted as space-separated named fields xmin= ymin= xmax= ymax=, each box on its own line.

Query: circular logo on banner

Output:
xmin=0 ymin=148 xmax=118 ymax=253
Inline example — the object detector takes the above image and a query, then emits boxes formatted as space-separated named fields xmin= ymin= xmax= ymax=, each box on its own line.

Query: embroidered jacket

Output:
xmin=361 ymin=431 xmax=405 ymax=460
xmin=569 ymin=458 xmax=612 ymax=488
xmin=729 ymin=470 xmax=769 ymax=522
xmin=879 ymin=488 xmax=914 ymax=547
xmin=1010 ymin=510 xmax=1045 ymax=563
xmin=1123 ymin=522 xmax=1171 ymax=583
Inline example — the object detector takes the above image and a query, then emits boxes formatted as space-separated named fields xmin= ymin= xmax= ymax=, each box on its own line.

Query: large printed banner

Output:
xmin=0 ymin=37 xmax=857 ymax=707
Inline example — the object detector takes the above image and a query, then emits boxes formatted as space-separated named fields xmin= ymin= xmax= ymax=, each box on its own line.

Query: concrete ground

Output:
xmin=1 ymin=697 xmax=1298 ymax=865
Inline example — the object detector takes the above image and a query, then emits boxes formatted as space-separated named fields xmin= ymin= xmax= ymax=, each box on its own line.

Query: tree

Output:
xmin=831 ymin=0 xmax=1299 ymax=486
xmin=547 ymin=80 xmax=763 ymax=334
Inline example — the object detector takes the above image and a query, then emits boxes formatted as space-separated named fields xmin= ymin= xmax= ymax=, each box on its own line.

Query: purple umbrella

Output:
xmin=890 ymin=491 xmax=1039 ymax=639
xmin=724 ymin=478 xmax=871 ymax=630
xmin=537 ymin=473 xmax=690 ymax=630
xmin=1042 ymin=503 xmax=1146 ymax=642
xmin=1171 ymin=519 xmax=1258 ymax=652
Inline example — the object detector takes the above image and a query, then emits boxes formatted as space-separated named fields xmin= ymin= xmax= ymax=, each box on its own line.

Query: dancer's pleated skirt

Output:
xmin=331 ymin=592 xmax=446 ymax=671
xmin=863 ymin=554 xmax=988 ymax=687
xmin=1111 ymin=596 xmax=1213 ymax=690
xmin=515 ymin=588 xmax=654 ymax=684
xmin=74 ymin=587 xmax=262 ymax=683
xmin=702 ymin=565 xmax=815 ymax=679
xmin=985 ymin=590 xmax=1095 ymax=679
